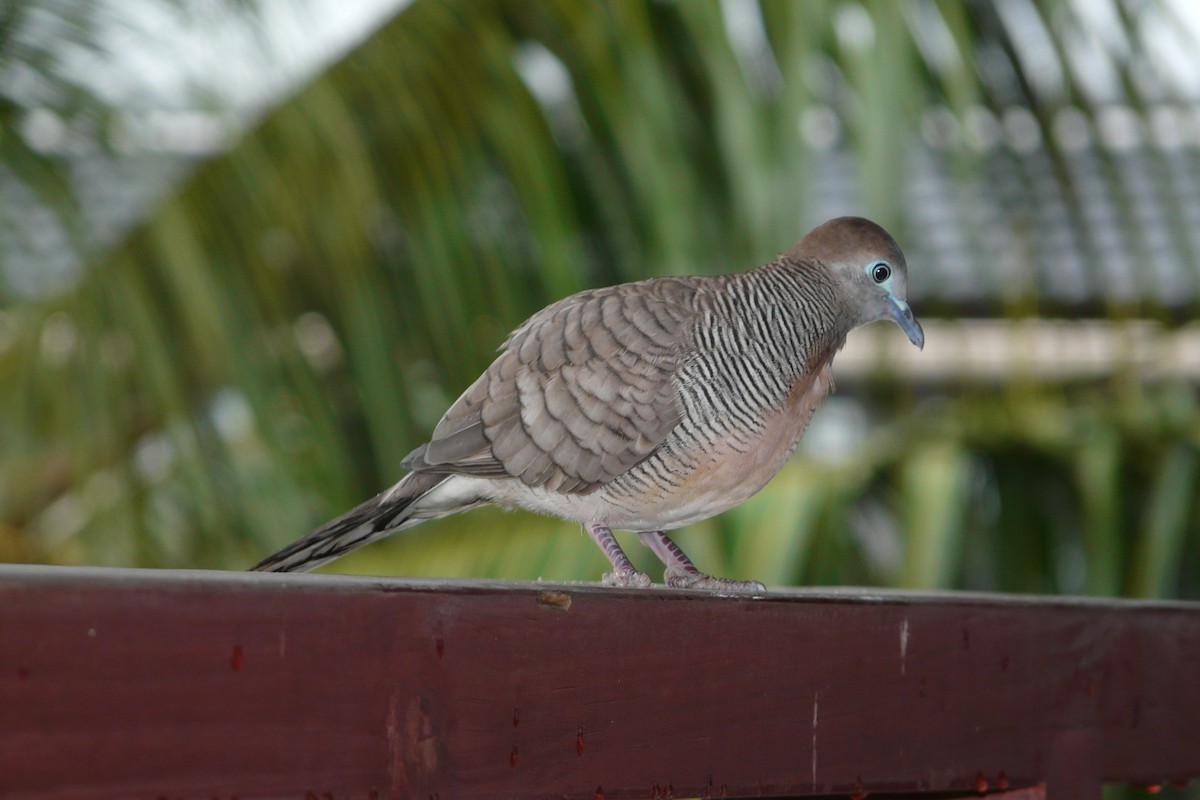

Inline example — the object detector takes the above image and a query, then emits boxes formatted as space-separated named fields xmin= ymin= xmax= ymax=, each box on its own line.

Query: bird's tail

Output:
xmin=250 ymin=472 xmax=457 ymax=573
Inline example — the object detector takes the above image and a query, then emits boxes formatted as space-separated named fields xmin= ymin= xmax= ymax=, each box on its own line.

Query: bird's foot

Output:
xmin=664 ymin=566 xmax=765 ymax=594
xmin=602 ymin=568 xmax=653 ymax=588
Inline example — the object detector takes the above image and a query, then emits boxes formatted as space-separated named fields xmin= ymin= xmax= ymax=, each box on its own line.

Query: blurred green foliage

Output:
xmin=1 ymin=0 xmax=1198 ymax=603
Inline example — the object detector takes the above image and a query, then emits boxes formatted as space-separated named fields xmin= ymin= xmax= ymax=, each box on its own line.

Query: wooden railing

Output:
xmin=2 ymin=565 xmax=1198 ymax=799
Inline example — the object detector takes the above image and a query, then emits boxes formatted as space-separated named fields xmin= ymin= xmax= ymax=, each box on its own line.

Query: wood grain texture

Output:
xmin=2 ymin=565 xmax=1198 ymax=800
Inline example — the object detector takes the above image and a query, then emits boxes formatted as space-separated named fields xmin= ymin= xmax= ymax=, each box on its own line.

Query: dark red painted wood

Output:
xmin=1 ymin=565 xmax=1198 ymax=800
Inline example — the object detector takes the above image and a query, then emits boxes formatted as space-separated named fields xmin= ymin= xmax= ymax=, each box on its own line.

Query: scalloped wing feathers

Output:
xmin=402 ymin=279 xmax=702 ymax=494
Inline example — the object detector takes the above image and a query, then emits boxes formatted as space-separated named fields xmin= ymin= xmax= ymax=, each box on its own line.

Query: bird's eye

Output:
xmin=871 ymin=262 xmax=891 ymax=284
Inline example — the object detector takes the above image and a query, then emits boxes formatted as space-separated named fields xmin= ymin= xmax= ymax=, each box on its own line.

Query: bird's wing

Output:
xmin=403 ymin=279 xmax=701 ymax=494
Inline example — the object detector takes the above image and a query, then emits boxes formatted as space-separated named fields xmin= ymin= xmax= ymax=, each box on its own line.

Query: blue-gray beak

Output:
xmin=888 ymin=296 xmax=924 ymax=350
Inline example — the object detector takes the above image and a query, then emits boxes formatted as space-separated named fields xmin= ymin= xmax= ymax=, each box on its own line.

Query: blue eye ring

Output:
xmin=870 ymin=261 xmax=892 ymax=284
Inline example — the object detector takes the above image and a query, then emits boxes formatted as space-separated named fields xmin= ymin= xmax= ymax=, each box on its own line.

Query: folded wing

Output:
xmin=403 ymin=279 xmax=700 ymax=494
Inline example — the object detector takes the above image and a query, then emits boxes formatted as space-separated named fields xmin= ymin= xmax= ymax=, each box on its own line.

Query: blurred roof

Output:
xmin=0 ymin=0 xmax=400 ymax=299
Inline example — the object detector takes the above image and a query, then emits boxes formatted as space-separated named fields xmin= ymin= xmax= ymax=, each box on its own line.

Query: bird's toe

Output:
xmin=601 ymin=569 xmax=653 ymax=589
xmin=664 ymin=567 xmax=765 ymax=594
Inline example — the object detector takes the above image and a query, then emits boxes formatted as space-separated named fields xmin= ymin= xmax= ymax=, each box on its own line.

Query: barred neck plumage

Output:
xmin=706 ymin=257 xmax=848 ymax=375
xmin=668 ymin=257 xmax=848 ymax=450
xmin=739 ymin=256 xmax=850 ymax=363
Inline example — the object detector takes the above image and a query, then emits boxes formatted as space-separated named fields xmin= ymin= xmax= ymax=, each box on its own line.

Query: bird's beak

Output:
xmin=888 ymin=296 xmax=924 ymax=350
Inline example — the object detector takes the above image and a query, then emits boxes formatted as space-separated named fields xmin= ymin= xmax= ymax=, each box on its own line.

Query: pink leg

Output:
xmin=637 ymin=530 xmax=766 ymax=593
xmin=585 ymin=522 xmax=651 ymax=588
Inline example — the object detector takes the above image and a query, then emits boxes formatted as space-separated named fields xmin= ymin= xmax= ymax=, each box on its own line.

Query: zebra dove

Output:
xmin=252 ymin=216 xmax=923 ymax=591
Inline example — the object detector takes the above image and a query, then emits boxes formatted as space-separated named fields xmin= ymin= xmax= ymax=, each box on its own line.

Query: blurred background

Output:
xmin=2 ymin=0 xmax=1199 ymax=601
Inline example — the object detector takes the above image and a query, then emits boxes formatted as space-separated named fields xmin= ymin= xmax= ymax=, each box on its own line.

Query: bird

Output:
xmin=252 ymin=216 xmax=924 ymax=591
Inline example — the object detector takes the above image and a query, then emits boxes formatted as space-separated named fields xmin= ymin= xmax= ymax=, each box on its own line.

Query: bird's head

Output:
xmin=787 ymin=216 xmax=924 ymax=350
